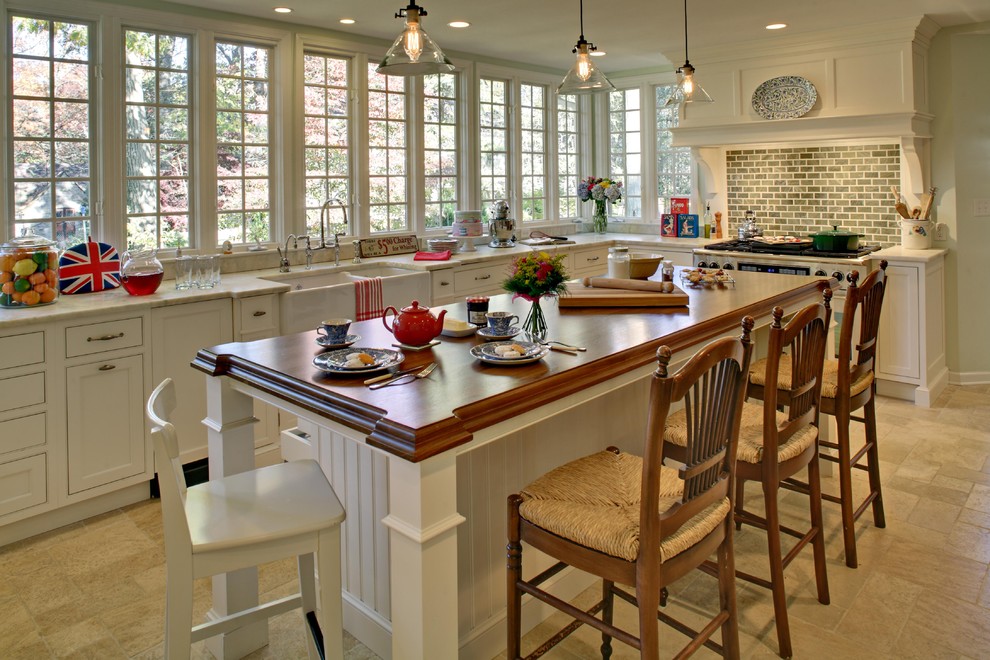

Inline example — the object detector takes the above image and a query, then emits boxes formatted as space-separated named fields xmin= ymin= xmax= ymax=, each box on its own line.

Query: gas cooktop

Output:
xmin=700 ymin=239 xmax=881 ymax=260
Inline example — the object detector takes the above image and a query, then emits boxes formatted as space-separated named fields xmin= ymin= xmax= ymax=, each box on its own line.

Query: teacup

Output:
xmin=485 ymin=311 xmax=519 ymax=336
xmin=317 ymin=318 xmax=352 ymax=345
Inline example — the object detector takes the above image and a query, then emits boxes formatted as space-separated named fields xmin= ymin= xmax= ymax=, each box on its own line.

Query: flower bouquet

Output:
xmin=578 ymin=176 xmax=623 ymax=234
xmin=502 ymin=251 xmax=569 ymax=339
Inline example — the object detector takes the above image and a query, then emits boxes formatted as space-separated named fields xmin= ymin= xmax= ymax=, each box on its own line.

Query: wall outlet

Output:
xmin=975 ymin=199 xmax=990 ymax=217
xmin=935 ymin=223 xmax=948 ymax=241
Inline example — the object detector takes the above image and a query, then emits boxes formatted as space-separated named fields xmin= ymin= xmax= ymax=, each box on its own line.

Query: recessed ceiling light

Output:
xmin=448 ymin=21 xmax=470 ymax=28
xmin=273 ymin=7 xmax=292 ymax=13
xmin=339 ymin=18 xmax=356 ymax=25
xmin=590 ymin=50 xmax=606 ymax=57
xmin=765 ymin=23 xmax=787 ymax=30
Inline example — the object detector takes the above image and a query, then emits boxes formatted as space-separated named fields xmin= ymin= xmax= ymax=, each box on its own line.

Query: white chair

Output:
xmin=147 ymin=378 xmax=345 ymax=659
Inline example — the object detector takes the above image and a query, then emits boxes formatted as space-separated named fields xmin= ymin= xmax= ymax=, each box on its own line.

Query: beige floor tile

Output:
xmin=945 ymin=521 xmax=990 ymax=563
xmin=901 ymin=589 xmax=990 ymax=655
xmin=43 ymin=618 xmax=126 ymax=659
xmin=833 ymin=571 xmax=923 ymax=654
xmin=907 ymin=498 xmax=962 ymax=533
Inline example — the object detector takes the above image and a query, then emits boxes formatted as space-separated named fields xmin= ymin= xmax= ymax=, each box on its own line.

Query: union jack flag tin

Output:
xmin=58 ymin=237 xmax=121 ymax=295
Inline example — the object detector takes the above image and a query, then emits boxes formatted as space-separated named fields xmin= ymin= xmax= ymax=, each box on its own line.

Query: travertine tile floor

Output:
xmin=2 ymin=385 xmax=990 ymax=659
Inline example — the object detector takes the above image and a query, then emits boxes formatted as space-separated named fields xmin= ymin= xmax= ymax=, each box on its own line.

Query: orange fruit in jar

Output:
xmin=39 ymin=288 xmax=57 ymax=303
xmin=0 ymin=256 xmax=14 ymax=272
xmin=33 ymin=282 xmax=49 ymax=293
xmin=1 ymin=281 xmax=14 ymax=295
xmin=29 ymin=271 xmax=46 ymax=285
xmin=20 ymin=290 xmax=41 ymax=305
xmin=0 ymin=272 xmax=11 ymax=284
xmin=11 ymin=291 xmax=23 ymax=303
xmin=45 ymin=269 xmax=57 ymax=285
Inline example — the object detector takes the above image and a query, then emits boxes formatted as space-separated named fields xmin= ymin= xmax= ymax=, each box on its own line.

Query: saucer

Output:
xmin=315 ymin=333 xmax=360 ymax=349
xmin=477 ymin=326 xmax=521 ymax=341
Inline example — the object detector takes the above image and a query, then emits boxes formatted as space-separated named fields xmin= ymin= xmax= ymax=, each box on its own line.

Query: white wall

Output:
xmin=929 ymin=24 xmax=990 ymax=382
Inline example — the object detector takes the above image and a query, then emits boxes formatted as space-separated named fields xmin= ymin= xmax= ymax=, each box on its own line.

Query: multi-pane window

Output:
xmin=215 ymin=41 xmax=272 ymax=245
xmin=556 ymin=95 xmax=579 ymax=219
xmin=367 ymin=64 xmax=408 ymax=233
xmin=423 ymin=72 xmax=458 ymax=229
xmin=124 ymin=30 xmax=191 ymax=250
xmin=479 ymin=77 xmax=508 ymax=210
xmin=519 ymin=83 xmax=546 ymax=222
xmin=608 ymin=88 xmax=642 ymax=218
xmin=656 ymin=85 xmax=691 ymax=216
xmin=303 ymin=53 xmax=350 ymax=237
xmin=9 ymin=16 xmax=92 ymax=246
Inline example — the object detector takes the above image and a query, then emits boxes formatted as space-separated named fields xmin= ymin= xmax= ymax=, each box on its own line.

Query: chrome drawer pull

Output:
xmin=253 ymin=310 xmax=266 ymax=316
xmin=440 ymin=280 xmax=450 ymax=286
xmin=587 ymin=256 xmax=600 ymax=262
xmin=475 ymin=274 xmax=491 ymax=280
xmin=98 ymin=364 xmax=116 ymax=371
xmin=88 ymin=332 xmax=124 ymax=342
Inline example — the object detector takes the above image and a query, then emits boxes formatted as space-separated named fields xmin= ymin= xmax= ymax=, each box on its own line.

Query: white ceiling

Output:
xmin=168 ymin=0 xmax=990 ymax=73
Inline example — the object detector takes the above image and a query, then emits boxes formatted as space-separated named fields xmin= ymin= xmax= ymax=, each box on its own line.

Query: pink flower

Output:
xmin=536 ymin=262 xmax=552 ymax=281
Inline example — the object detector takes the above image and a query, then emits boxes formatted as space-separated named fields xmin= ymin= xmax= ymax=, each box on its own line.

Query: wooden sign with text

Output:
xmin=355 ymin=235 xmax=420 ymax=258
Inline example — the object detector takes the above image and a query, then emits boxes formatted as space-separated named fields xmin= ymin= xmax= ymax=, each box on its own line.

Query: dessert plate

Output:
xmin=315 ymin=333 xmax=360 ymax=349
xmin=470 ymin=342 xmax=548 ymax=366
xmin=477 ymin=326 xmax=521 ymax=341
xmin=313 ymin=348 xmax=403 ymax=375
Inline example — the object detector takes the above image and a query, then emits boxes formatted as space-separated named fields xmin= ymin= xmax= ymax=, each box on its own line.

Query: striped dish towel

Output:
xmin=354 ymin=277 xmax=384 ymax=321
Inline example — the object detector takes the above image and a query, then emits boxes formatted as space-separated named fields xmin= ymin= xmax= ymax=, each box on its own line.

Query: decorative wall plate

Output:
xmin=751 ymin=76 xmax=818 ymax=120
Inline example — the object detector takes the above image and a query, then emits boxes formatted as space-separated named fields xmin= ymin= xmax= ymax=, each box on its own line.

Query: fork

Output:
xmin=368 ymin=362 xmax=438 ymax=389
xmin=542 ymin=340 xmax=587 ymax=352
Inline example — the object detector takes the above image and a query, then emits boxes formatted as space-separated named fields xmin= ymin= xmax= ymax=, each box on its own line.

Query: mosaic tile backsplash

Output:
xmin=726 ymin=144 xmax=901 ymax=246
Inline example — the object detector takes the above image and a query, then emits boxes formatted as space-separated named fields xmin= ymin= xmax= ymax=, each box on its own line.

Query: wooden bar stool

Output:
xmin=506 ymin=318 xmax=754 ymax=659
xmin=730 ymin=290 xmax=833 ymax=658
xmin=146 ymin=378 xmax=346 ymax=659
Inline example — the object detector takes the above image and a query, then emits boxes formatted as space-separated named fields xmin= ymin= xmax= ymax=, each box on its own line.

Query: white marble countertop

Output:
xmin=872 ymin=246 xmax=948 ymax=263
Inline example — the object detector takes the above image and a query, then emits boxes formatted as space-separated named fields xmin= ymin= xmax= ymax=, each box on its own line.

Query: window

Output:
xmin=656 ymin=85 xmax=691 ymax=215
xmin=519 ymin=83 xmax=546 ymax=222
xmin=9 ymin=16 xmax=92 ymax=246
xmin=556 ymin=94 xmax=579 ymax=219
xmin=367 ymin=64 xmax=408 ymax=233
xmin=423 ymin=72 xmax=458 ymax=229
xmin=303 ymin=53 xmax=350 ymax=237
xmin=608 ymin=88 xmax=642 ymax=218
xmin=124 ymin=29 xmax=191 ymax=249
xmin=479 ymin=77 xmax=508 ymax=210
xmin=215 ymin=41 xmax=272 ymax=245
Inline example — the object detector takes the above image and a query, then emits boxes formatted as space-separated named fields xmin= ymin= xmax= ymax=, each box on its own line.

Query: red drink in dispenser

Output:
xmin=121 ymin=270 xmax=164 ymax=295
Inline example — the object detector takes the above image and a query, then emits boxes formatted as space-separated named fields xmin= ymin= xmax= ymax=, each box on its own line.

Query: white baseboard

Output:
xmin=342 ymin=591 xmax=393 ymax=660
xmin=949 ymin=370 xmax=990 ymax=386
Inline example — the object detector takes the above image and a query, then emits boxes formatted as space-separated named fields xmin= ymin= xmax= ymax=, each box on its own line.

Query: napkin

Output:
xmin=414 ymin=250 xmax=452 ymax=261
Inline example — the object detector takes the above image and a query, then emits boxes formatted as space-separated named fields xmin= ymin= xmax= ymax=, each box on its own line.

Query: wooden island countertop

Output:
xmin=192 ymin=269 xmax=831 ymax=463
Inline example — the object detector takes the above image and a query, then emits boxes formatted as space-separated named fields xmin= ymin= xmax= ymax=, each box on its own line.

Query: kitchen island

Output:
xmin=192 ymin=270 xmax=831 ymax=660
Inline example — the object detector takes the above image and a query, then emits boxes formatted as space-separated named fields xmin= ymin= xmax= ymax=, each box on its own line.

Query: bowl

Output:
xmin=628 ymin=253 xmax=663 ymax=280
xmin=427 ymin=239 xmax=459 ymax=253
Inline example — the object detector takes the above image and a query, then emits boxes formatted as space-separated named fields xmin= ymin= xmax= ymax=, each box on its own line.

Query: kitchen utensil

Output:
xmin=921 ymin=186 xmax=937 ymax=219
xmin=488 ymin=200 xmax=516 ymax=248
xmin=317 ymin=318 xmax=353 ymax=345
xmin=485 ymin=311 xmax=520 ymax=335
xmin=628 ymin=253 xmax=663 ymax=279
xmin=364 ymin=365 xmax=421 ymax=385
xmin=809 ymin=225 xmax=864 ymax=252
xmin=889 ymin=186 xmax=902 ymax=205
xmin=559 ymin=281 xmax=689 ymax=307
xmin=583 ymin=276 xmax=669 ymax=293
xmin=549 ymin=345 xmax=578 ymax=355
xmin=544 ymin=340 xmax=587 ymax=351
xmin=382 ymin=300 xmax=446 ymax=346
xmin=367 ymin=362 xmax=438 ymax=389
xmin=911 ymin=207 xmax=922 ymax=219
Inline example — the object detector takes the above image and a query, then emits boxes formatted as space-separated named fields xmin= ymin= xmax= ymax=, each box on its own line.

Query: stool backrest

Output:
xmin=838 ymin=261 xmax=888 ymax=391
xmin=761 ymin=289 xmax=832 ymax=469
xmin=642 ymin=317 xmax=754 ymax=553
xmin=146 ymin=378 xmax=192 ymax=551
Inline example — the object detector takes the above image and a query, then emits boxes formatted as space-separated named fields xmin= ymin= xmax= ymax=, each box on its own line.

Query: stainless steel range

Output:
xmin=693 ymin=239 xmax=880 ymax=292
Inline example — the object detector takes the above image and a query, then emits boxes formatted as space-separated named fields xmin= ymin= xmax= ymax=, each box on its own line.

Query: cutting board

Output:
xmin=558 ymin=282 xmax=689 ymax=307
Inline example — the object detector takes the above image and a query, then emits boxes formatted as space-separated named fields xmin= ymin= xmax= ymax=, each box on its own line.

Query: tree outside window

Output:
xmin=608 ymin=88 xmax=642 ymax=219
xmin=303 ymin=53 xmax=350 ymax=237
xmin=479 ymin=77 xmax=509 ymax=212
xmin=519 ymin=83 xmax=547 ymax=222
xmin=656 ymin=85 xmax=691 ymax=216
xmin=423 ymin=72 xmax=458 ymax=229
xmin=367 ymin=64 xmax=408 ymax=233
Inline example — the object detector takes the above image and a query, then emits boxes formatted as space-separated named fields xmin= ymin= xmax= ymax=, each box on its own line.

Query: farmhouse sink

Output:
xmin=264 ymin=265 xmax=432 ymax=334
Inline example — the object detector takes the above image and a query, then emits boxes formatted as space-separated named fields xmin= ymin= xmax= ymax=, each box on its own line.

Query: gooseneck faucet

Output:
xmin=277 ymin=234 xmax=301 ymax=272
xmin=319 ymin=199 xmax=349 ymax=253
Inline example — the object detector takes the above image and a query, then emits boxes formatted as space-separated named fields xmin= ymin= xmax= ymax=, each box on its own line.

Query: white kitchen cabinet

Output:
xmin=65 ymin=354 xmax=146 ymax=494
xmin=432 ymin=257 xmax=513 ymax=305
xmin=233 ymin=294 xmax=282 ymax=463
xmin=151 ymin=299 xmax=233 ymax=463
xmin=568 ymin=246 xmax=608 ymax=277
xmin=875 ymin=249 xmax=948 ymax=407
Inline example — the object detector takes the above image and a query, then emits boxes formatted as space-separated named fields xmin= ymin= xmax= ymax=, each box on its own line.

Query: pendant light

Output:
xmin=556 ymin=0 xmax=615 ymax=95
xmin=377 ymin=2 xmax=455 ymax=76
xmin=666 ymin=0 xmax=713 ymax=105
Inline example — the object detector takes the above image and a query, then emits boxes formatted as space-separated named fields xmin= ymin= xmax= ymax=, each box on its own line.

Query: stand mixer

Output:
xmin=488 ymin=200 xmax=516 ymax=248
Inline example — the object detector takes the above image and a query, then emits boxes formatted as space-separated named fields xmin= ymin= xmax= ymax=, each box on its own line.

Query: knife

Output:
xmin=368 ymin=362 xmax=438 ymax=389
xmin=364 ymin=366 xmax=420 ymax=385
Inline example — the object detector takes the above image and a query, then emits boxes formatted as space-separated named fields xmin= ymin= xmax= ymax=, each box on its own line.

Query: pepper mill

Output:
xmin=714 ymin=212 xmax=723 ymax=239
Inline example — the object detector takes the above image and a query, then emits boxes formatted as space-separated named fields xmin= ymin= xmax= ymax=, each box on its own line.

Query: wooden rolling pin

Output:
xmin=583 ymin=277 xmax=669 ymax=293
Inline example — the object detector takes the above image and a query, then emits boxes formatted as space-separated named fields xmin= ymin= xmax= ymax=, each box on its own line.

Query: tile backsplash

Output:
xmin=726 ymin=144 xmax=901 ymax=246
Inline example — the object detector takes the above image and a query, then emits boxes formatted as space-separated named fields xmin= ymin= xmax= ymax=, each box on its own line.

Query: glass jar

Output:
xmin=0 ymin=234 xmax=60 ymax=308
xmin=661 ymin=260 xmax=675 ymax=282
xmin=120 ymin=248 xmax=164 ymax=296
xmin=608 ymin=247 xmax=630 ymax=279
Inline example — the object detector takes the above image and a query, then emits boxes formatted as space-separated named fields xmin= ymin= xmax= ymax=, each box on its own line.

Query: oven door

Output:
xmin=737 ymin=261 xmax=812 ymax=276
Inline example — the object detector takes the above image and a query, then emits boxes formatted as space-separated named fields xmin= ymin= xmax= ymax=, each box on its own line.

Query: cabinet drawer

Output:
xmin=454 ymin=263 xmax=507 ymax=294
xmin=570 ymin=247 xmax=607 ymax=275
xmin=0 ymin=332 xmax=45 ymax=371
xmin=432 ymin=268 xmax=456 ymax=301
xmin=0 ymin=413 xmax=46 ymax=456
xmin=65 ymin=317 xmax=144 ymax=358
xmin=0 ymin=453 xmax=47 ymax=517
xmin=238 ymin=295 xmax=278 ymax=336
xmin=0 ymin=372 xmax=45 ymax=413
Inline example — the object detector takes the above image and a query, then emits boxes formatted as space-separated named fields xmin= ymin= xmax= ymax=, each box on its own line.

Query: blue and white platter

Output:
xmin=752 ymin=76 xmax=817 ymax=120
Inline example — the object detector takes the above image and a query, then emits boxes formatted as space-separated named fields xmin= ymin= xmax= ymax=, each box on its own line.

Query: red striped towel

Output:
xmin=354 ymin=277 xmax=384 ymax=321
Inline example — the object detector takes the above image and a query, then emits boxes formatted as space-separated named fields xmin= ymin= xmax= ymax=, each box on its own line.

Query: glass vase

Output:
xmin=593 ymin=199 xmax=608 ymax=234
xmin=522 ymin=297 xmax=549 ymax=340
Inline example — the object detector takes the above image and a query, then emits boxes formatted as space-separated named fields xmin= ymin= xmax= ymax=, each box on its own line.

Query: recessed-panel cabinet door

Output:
xmin=66 ymin=355 xmax=145 ymax=494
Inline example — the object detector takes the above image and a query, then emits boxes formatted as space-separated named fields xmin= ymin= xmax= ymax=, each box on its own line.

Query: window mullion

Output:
xmin=197 ymin=30 xmax=217 ymax=250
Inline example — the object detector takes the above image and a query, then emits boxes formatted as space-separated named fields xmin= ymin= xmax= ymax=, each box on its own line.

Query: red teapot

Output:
xmin=382 ymin=300 xmax=446 ymax=346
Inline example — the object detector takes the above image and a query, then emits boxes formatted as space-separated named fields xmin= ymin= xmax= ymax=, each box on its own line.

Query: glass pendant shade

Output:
xmin=557 ymin=40 xmax=615 ymax=94
xmin=377 ymin=3 xmax=454 ymax=76
xmin=665 ymin=62 xmax=713 ymax=106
